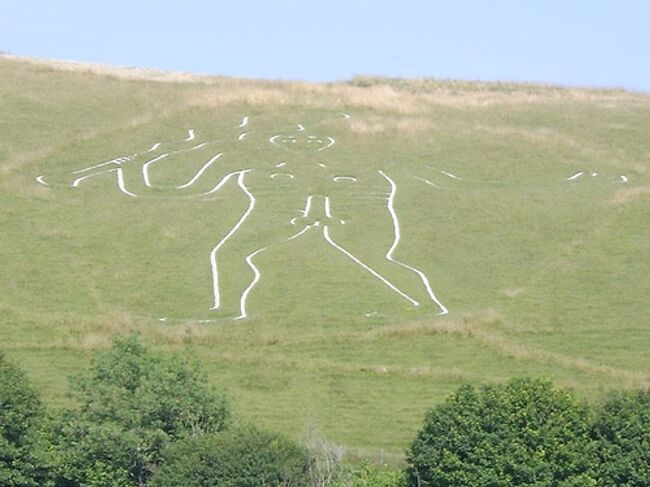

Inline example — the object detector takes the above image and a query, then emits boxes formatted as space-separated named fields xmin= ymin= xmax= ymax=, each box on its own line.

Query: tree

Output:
xmin=591 ymin=389 xmax=650 ymax=486
xmin=49 ymin=335 xmax=230 ymax=486
xmin=406 ymin=378 xmax=597 ymax=486
xmin=149 ymin=425 xmax=312 ymax=487
xmin=0 ymin=352 xmax=51 ymax=486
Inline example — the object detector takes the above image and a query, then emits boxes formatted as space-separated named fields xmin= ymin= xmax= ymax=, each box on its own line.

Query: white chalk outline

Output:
xmin=147 ymin=142 xmax=161 ymax=152
xmin=620 ymin=175 xmax=629 ymax=183
xmin=290 ymin=195 xmax=315 ymax=225
xmin=235 ymin=247 xmax=267 ymax=320
xmin=440 ymin=170 xmax=461 ymax=180
xmin=323 ymin=225 xmax=419 ymax=306
xmin=185 ymin=129 xmax=195 ymax=141
xmin=239 ymin=116 xmax=249 ymax=128
xmin=319 ymin=163 xmax=327 ymax=168
xmin=287 ymin=225 xmax=313 ymax=241
xmin=142 ymin=153 xmax=169 ymax=187
xmin=414 ymin=175 xmax=442 ymax=189
xmin=177 ymin=153 xmax=223 ymax=189
xmin=340 ymin=112 xmax=351 ymax=119
xmin=270 ymin=173 xmax=295 ymax=179
xmin=191 ymin=142 xmax=208 ymax=151
xmin=297 ymin=124 xmax=305 ymax=131
xmin=209 ymin=170 xmax=254 ymax=310
xmin=72 ymin=167 xmax=137 ymax=197
xmin=72 ymin=155 xmax=136 ymax=175
xmin=36 ymin=175 xmax=48 ymax=186
xmin=566 ymin=171 xmax=584 ymax=181
xmin=324 ymin=196 xmax=333 ymax=218
xmin=72 ymin=168 xmax=115 ymax=187
xmin=115 ymin=168 xmax=137 ymax=197
xmin=318 ymin=137 xmax=336 ymax=152
xmin=379 ymin=170 xmax=448 ymax=315
xmin=238 ymin=133 xmax=248 ymax=141
xmin=275 ymin=162 xmax=287 ymax=168
xmin=333 ymin=176 xmax=357 ymax=182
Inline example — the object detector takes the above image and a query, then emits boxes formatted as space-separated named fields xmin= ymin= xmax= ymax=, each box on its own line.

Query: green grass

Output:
xmin=1 ymin=55 xmax=650 ymax=457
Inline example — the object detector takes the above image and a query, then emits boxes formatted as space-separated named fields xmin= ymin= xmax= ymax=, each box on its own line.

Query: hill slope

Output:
xmin=1 ymin=55 xmax=650 ymax=456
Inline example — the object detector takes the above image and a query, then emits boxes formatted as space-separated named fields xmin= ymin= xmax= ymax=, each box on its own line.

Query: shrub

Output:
xmin=592 ymin=389 xmax=650 ymax=486
xmin=330 ymin=462 xmax=406 ymax=487
xmin=406 ymin=378 xmax=597 ymax=486
xmin=150 ymin=425 xmax=312 ymax=487
xmin=0 ymin=352 xmax=50 ymax=486
xmin=49 ymin=335 xmax=230 ymax=486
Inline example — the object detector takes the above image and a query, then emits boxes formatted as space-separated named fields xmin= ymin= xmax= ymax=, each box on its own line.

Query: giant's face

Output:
xmin=269 ymin=134 xmax=335 ymax=152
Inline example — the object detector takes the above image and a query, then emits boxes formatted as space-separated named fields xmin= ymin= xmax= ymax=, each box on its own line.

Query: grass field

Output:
xmin=1 ymin=54 xmax=649 ymax=457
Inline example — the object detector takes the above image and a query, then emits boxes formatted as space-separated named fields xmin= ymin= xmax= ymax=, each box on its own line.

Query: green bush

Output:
xmin=406 ymin=378 xmax=597 ymax=486
xmin=0 ymin=352 xmax=51 ymax=486
xmin=150 ymin=425 xmax=312 ymax=487
xmin=592 ymin=389 xmax=650 ymax=486
xmin=330 ymin=462 xmax=405 ymax=487
xmin=49 ymin=335 xmax=230 ymax=486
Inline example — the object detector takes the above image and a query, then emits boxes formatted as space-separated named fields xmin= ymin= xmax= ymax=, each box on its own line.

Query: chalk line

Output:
xmin=177 ymin=153 xmax=223 ymax=189
xmin=198 ymin=170 xmax=244 ymax=197
xmin=36 ymin=175 xmax=48 ymax=186
xmin=72 ymin=167 xmax=136 ymax=198
xmin=115 ymin=168 xmax=137 ymax=197
xmin=414 ymin=175 xmax=442 ymax=189
xmin=269 ymin=135 xmax=281 ymax=146
xmin=185 ymin=129 xmax=195 ymax=141
xmin=276 ymin=162 xmax=287 ymax=168
xmin=324 ymin=196 xmax=333 ymax=218
xmin=318 ymin=137 xmax=336 ymax=152
xmin=301 ymin=195 xmax=314 ymax=217
xmin=297 ymin=124 xmax=305 ymax=131
xmin=379 ymin=170 xmax=448 ymax=315
xmin=591 ymin=172 xmax=599 ymax=177
xmin=440 ymin=170 xmax=461 ymax=180
xmin=340 ymin=112 xmax=351 ymax=119
xmin=209 ymin=170 xmax=255 ymax=310
xmin=71 ymin=168 xmax=116 ymax=187
xmin=333 ymin=176 xmax=357 ymax=182
xmin=319 ymin=163 xmax=327 ymax=168
xmin=234 ymin=247 xmax=267 ymax=320
xmin=291 ymin=195 xmax=315 ymax=225
xmin=72 ymin=155 xmax=136 ymax=175
xmin=147 ymin=142 xmax=161 ymax=152
xmin=239 ymin=116 xmax=249 ymax=128
xmin=566 ymin=171 xmax=584 ymax=181
xmin=191 ymin=142 xmax=208 ymax=151
xmin=287 ymin=225 xmax=313 ymax=241
xmin=142 ymin=153 xmax=169 ymax=187
xmin=620 ymin=175 xmax=629 ymax=183
xmin=270 ymin=173 xmax=295 ymax=179
xmin=238 ymin=133 xmax=248 ymax=141
xmin=323 ymin=225 xmax=419 ymax=306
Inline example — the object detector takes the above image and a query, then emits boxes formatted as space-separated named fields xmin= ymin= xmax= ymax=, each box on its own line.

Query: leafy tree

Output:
xmin=406 ymin=378 xmax=597 ymax=486
xmin=591 ymin=389 xmax=650 ymax=486
xmin=0 ymin=352 xmax=51 ymax=486
xmin=50 ymin=335 xmax=230 ymax=486
xmin=149 ymin=425 xmax=312 ymax=487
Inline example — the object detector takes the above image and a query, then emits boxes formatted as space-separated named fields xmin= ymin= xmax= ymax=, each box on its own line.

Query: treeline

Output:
xmin=1 ymin=336 xmax=649 ymax=487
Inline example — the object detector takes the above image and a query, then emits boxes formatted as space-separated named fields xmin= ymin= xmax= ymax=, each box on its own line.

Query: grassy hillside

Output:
xmin=1 ymin=55 xmax=649 ymax=457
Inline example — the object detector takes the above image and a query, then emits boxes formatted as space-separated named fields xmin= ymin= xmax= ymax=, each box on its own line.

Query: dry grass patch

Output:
xmin=612 ymin=185 xmax=650 ymax=204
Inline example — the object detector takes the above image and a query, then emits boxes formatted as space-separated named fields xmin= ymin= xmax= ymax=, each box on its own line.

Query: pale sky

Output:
xmin=2 ymin=0 xmax=649 ymax=91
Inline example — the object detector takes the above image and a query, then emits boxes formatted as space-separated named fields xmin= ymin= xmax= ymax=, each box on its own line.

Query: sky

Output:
xmin=1 ymin=0 xmax=649 ymax=91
